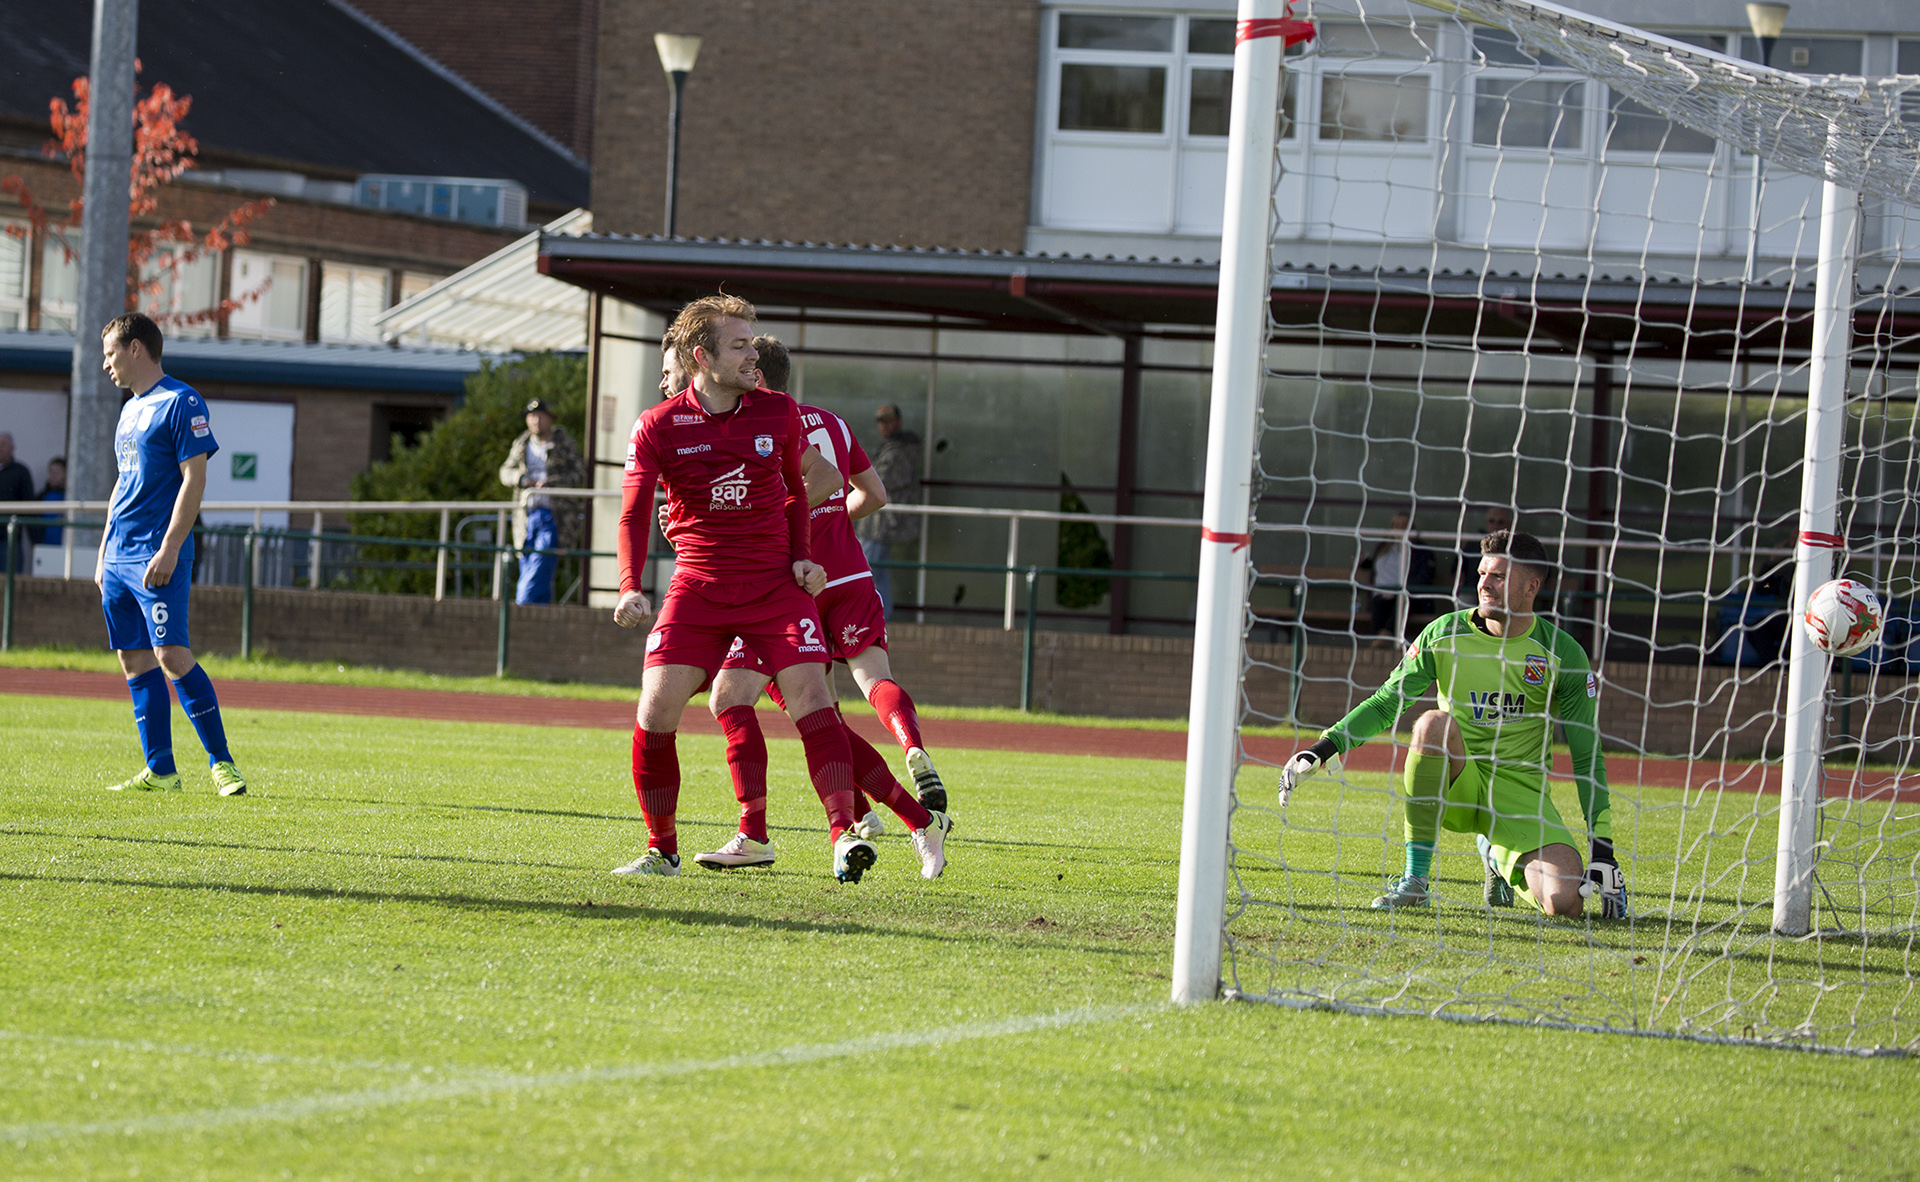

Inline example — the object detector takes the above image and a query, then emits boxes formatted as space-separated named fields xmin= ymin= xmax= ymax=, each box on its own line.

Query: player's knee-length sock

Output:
xmin=170 ymin=664 xmax=232 ymax=765
xmin=716 ymin=705 xmax=769 ymax=843
xmin=632 ymin=727 xmax=680 ymax=857
xmin=126 ymin=667 xmax=176 ymax=776
xmin=793 ymin=707 xmax=858 ymax=840
xmin=1401 ymin=750 xmax=1445 ymax=879
xmin=866 ymin=679 xmax=924 ymax=754
xmin=843 ymin=720 xmax=931 ymax=830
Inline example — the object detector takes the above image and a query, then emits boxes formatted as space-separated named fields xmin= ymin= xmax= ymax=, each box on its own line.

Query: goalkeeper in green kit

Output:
xmin=1278 ymin=530 xmax=1629 ymax=918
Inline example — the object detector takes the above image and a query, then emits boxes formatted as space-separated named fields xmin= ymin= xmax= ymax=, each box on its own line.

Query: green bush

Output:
xmin=1055 ymin=473 xmax=1112 ymax=610
xmin=347 ymin=352 xmax=588 ymax=594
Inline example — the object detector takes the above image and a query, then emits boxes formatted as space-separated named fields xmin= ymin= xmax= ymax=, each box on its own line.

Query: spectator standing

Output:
xmin=0 ymin=431 xmax=33 ymax=572
xmin=1367 ymin=510 xmax=1437 ymax=646
xmin=499 ymin=398 xmax=586 ymax=604
xmin=33 ymin=456 xmax=66 ymax=546
xmin=855 ymin=403 xmax=922 ymax=618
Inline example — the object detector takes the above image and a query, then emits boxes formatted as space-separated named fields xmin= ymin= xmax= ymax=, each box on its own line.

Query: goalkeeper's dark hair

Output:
xmin=1481 ymin=529 xmax=1553 ymax=587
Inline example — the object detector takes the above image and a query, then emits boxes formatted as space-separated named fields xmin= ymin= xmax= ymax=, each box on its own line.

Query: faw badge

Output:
xmin=753 ymin=434 xmax=774 ymax=457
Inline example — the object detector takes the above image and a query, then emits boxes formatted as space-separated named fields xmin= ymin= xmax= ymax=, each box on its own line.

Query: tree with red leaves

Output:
xmin=0 ymin=65 xmax=276 ymax=328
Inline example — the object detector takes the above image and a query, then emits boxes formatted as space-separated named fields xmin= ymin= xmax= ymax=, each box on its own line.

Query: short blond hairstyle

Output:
xmin=669 ymin=295 xmax=757 ymax=374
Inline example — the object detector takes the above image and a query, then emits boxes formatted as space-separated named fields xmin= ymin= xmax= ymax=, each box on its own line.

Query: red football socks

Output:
xmin=716 ymin=704 xmax=770 ymax=844
xmin=794 ymin=706 xmax=858 ymax=840
xmin=632 ymin=726 xmax=680 ymax=857
xmin=867 ymin=679 xmax=924 ymax=753
xmin=844 ymin=720 xmax=931 ymax=830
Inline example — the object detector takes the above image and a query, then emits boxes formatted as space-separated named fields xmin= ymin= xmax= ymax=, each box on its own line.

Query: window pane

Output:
xmin=0 ymin=228 xmax=25 ymax=301
xmin=1189 ymin=67 xmax=1229 ymax=136
xmin=1902 ymin=41 xmax=1920 ymax=74
xmin=1317 ymin=21 xmax=1436 ymax=60
xmin=1474 ymin=27 xmax=1567 ymax=70
xmin=1607 ymin=91 xmax=1715 ymax=154
xmin=1059 ymin=14 xmax=1172 ymax=52
xmin=1188 ymin=18 xmax=1234 ymax=56
xmin=1318 ymin=73 xmax=1429 ymax=142
xmin=1059 ymin=63 xmax=1166 ymax=133
xmin=1739 ymin=35 xmax=1861 ymax=75
xmin=1190 ymin=70 xmax=1299 ymax=140
xmin=1473 ymin=78 xmax=1583 ymax=149
xmin=268 ymin=260 xmax=306 ymax=334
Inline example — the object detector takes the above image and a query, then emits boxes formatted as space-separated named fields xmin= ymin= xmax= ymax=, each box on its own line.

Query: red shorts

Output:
xmin=645 ymin=573 xmax=830 ymax=677
xmin=720 ymin=574 xmax=887 ymax=673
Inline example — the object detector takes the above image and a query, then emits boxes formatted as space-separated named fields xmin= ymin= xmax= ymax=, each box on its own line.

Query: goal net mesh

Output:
xmin=1223 ymin=0 xmax=1920 ymax=1053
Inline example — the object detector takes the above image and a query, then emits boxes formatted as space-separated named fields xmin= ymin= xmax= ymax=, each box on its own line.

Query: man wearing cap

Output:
xmin=499 ymin=398 xmax=586 ymax=604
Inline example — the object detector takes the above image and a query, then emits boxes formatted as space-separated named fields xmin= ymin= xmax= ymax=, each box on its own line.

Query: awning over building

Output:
xmin=535 ymin=234 xmax=1920 ymax=360
xmin=376 ymin=209 xmax=593 ymax=354
xmin=0 ymin=329 xmax=483 ymax=393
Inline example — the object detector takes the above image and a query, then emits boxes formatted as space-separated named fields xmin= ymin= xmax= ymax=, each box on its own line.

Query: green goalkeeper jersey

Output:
xmin=1320 ymin=610 xmax=1612 ymax=841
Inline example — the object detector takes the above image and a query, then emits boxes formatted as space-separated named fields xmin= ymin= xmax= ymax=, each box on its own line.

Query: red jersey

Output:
xmin=796 ymin=404 xmax=874 ymax=585
xmin=618 ymin=386 xmax=809 ymax=591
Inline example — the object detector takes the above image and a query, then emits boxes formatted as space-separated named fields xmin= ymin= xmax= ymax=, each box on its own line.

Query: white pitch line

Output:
xmin=1 ymin=1003 xmax=1155 ymax=1145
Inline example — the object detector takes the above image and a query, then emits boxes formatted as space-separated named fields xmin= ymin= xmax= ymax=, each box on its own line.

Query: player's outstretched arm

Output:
xmin=844 ymin=467 xmax=887 ymax=521
xmin=1277 ymin=737 xmax=1342 ymax=806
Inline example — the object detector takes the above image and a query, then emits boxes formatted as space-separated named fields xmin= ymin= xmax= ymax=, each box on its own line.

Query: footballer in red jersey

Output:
xmin=609 ymin=295 xmax=877 ymax=885
xmin=688 ymin=336 xmax=953 ymax=882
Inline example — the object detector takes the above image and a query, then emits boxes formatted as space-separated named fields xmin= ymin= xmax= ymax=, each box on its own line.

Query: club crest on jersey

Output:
xmin=754 ymin=434 xmax=774 ymax=457
xmin=1523 ymin=654 xmax=1548 ymax=686
xmin=1467 ymin=690 xmax=1527 ymax=722
xmin=709 ymin=462 xmax=751 ymax=509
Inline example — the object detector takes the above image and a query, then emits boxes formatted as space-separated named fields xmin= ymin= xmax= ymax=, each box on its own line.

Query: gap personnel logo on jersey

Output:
xmin=1467 ymin=690 xmax=1527 ymax=722
xmin=1586 ymin=673 xmax=1599 ymax=698
xmin=709 ymin=462 xmax=752 ymax=509
xmin=1523 ymin=654 xmax=1548 ymax=686
xmin=754 ymin=434 xmax=774 ymax=457
xmin=672 ymin=413 xmax=704 ymax=426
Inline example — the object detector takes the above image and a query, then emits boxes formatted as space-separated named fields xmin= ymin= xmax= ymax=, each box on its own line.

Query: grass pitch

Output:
xmin=1 ymin=692 xmax=1915 ymax=1180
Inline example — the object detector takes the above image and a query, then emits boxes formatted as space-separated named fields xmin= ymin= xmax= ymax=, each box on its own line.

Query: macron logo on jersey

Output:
xmin=709 ymin=462 xmax=751 ymax=509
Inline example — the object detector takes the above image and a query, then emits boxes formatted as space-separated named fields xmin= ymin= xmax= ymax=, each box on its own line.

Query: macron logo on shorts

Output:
xmin=709 ymin=462 xmax=750 ymax=509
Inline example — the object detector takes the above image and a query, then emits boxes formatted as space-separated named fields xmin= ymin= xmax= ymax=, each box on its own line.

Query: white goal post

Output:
xmin=1174 ymin=0 xmax=1920 ymax=1052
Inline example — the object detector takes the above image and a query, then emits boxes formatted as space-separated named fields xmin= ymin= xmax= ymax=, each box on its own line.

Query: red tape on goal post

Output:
xmin=1800 ymin=530 xmax=1844 ymax=549
xmin=1238 ymin=14 xmax=1317 ymax=46
xmin=1203 ymin=527 xmax=1252 ymax=551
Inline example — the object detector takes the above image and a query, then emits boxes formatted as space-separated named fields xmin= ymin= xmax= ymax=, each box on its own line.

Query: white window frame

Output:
xmin=1466 ymin=27 xmax=1590 ymax=155
xmin=0 ymin=221 xmax=28 ymax=329
xmin=227 ymin=250 xmax=310 ymax=342
xmin=1308 ymin=21 xmax=1441 ymax=151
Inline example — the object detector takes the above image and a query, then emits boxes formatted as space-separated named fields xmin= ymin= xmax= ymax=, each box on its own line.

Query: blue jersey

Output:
xmin=105 ymin=375 xmax=219 ymax=562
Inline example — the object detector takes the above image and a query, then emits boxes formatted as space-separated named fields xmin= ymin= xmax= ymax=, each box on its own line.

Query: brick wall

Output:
xmin=591 ymin=0 xmax=1039 ymax=250
xmin=180 ymin=383 xmax=458 ymax=503
xmin=346 ymin=0 xmax=598 ymax=161
xmin=12 ymin=578 xmax=1914 ymax=762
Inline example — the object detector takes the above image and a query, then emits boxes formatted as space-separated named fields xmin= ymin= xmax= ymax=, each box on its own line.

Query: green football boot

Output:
xmin=108 ymin=767 xmax=181 ymax=793
xmin=211 ymin=761 xmax=248 ymax=797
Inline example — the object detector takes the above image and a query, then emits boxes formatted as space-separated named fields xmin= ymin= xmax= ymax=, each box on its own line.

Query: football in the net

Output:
xmin=1802 ymin=578 xmax=1885 ymax=658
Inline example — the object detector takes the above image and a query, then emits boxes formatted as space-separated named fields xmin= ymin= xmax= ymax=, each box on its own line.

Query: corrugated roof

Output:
xmin=375 ymin=209 xmax=591 ymax=354
xmin=0 ymin=0 xmax=588 ymax=209
xmin=0 ymin=329 xmax=484 ymax=393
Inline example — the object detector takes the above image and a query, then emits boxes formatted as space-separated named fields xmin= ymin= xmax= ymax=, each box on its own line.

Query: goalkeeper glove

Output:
xmin=1278 ymin=737 xmax=1341 ymax=807
xmin=1581 ymin=858 xmax=1631 ymax=920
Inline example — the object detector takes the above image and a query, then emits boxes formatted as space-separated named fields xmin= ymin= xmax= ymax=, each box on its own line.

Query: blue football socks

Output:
xmin=171 ymin=664 xmax=232 ymax=765
xmin=127 ymin=667 xmax=177 ymax=776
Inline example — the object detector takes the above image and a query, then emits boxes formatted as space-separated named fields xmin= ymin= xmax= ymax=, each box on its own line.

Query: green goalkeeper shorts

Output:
xmin=1439 ymin=758 xmax=1579 ymax=885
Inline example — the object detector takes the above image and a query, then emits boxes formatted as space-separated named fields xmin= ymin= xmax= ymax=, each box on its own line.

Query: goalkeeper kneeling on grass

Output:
xmin=1279 ymin=529 xmax=1628 ymax=919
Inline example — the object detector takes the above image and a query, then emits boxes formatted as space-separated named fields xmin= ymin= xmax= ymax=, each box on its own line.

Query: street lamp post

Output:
xmin=654 ymin=33 xmax=702 ymax=238
xmin=1743 ymin=3 xmax=1789 ymax=284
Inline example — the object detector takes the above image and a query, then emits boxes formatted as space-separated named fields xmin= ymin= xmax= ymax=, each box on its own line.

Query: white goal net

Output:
xmin=1179 ymin=0 xmax=1920 ymax=1054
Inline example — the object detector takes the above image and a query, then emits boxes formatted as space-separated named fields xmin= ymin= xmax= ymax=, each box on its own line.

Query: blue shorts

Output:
xmin=101 ymin=557 xmax=193 ymax=650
